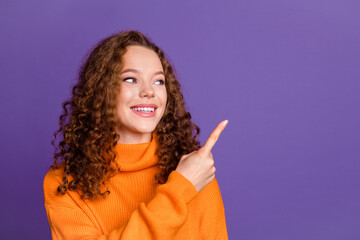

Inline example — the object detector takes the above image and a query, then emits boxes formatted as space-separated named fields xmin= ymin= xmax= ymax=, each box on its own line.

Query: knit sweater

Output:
xmin=43 ymin=136 xmax=228 ymax=239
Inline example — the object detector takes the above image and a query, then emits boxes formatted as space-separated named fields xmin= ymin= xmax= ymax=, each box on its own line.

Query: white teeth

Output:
xmin=131 ymin=107 xmax=155 ymax=112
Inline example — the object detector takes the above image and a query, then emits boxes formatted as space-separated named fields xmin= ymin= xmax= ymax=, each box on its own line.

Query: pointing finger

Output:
xmin=201 ymin=120 xmax=228 ymax=154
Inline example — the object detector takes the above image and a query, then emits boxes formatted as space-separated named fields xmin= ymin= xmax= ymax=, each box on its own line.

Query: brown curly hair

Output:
xmin=51 ymin=30 xmax=201 ymax=200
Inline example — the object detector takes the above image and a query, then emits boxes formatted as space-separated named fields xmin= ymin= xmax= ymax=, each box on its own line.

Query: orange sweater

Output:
xmin=43 ymin=136 xmax=228 ymax=239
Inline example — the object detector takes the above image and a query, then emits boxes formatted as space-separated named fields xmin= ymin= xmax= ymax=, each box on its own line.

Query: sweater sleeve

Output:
xmin=215 ymin=217 xmax=229 ymax=240
xmin=43 ymin=170 xmax=198 ymax=240
xmin=196 ymin=178 xmax=229 ymax=240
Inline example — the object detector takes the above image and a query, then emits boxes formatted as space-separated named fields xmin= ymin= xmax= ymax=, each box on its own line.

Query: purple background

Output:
xmin=1 ymin=0 xmax=359 ymax=239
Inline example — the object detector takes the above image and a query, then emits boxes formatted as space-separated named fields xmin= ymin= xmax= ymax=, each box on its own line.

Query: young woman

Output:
xmin=43 ymin=30 xmax=229 ymax=239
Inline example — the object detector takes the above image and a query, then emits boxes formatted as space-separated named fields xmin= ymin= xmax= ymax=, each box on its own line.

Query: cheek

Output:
xmin=159 ymin=90 xmax=168 ymax=116
xmin=116 ymin=94 xmax=129 ymax=117
xmin=118 ymin=87 xmax=135 ymax=105
xmin=159 ymin=88 xmax=167 ymax=105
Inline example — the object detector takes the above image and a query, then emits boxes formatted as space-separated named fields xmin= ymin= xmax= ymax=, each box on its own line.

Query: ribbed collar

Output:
xmin=114 ymin=133 xmax=159 ymax=172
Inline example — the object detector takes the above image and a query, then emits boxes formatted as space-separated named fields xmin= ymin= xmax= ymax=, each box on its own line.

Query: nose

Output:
xmin=139 ymin=82 xmax=155 ymax=98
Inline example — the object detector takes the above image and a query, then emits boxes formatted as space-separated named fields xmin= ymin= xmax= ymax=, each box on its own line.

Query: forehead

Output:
xmin=121 ymin=45 xmax=163 ymax=71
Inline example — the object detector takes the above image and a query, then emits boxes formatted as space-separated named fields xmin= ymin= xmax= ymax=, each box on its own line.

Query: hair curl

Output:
xmin=52 ymin=30 xmax=200 ymax=200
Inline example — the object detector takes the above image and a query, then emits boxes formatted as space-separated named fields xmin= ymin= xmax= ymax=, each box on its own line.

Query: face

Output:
xmin=116 ymin=45 xmax=167 ymax=143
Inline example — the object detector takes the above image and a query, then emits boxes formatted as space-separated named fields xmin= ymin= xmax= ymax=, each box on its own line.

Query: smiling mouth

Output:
xmin=130 ymin=103 xmax=158 ymax=113
xmin=130 ymin=107 xmax=155 ymax=113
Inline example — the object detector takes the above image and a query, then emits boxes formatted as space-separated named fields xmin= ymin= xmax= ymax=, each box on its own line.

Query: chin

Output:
xmin=132 ymin=124 xmax=157 ymax=134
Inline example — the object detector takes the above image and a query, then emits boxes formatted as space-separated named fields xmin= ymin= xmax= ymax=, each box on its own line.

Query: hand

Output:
xmin=175 ymin=120 xmax=228 ymax=192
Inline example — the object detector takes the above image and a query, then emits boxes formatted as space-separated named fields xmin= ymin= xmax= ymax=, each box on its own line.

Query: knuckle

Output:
xmin=210 ymin=158 xmax=214 ymax=166
xmin=198 ymin=148 xmax=204 ymax=154
xmin=198 ymin=149 xmax=207 ymax=158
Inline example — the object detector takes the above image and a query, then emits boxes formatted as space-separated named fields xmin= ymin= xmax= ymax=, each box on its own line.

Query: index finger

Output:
xmin=201 ymin=120 xmax=228 ymax=154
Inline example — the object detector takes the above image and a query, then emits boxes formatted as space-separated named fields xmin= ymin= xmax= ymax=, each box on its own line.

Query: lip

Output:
xmin=130 ymin=104 xmax=158 ymax=109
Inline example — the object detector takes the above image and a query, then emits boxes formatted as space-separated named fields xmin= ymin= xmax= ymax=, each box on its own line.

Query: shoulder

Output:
xmin=43 ymin=162 xmax=71 ymax=206
xmin=43 ymin=162 xmax=66 ymax=188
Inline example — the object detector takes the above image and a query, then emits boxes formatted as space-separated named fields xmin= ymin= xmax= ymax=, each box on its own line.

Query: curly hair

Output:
xmin=51 ymin=30 xmax=201 ymax=200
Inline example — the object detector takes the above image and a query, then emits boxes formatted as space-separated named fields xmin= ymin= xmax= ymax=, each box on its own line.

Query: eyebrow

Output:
xmin=120 ymin=68 xmax=165 ymax=76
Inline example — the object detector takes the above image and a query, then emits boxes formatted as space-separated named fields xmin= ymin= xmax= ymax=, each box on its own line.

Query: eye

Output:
xmin=154 ymin=79 xmax=165 ymax=85
xmin=123 ymin=77 xmax=136 ymax=83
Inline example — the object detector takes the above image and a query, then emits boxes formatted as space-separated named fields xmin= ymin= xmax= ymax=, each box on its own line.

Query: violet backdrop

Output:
xmin=0 ymin=0 xmax=359 ymax=239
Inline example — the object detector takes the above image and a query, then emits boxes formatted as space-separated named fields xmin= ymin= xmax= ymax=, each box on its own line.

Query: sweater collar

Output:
xmin=114 ymin=132 xmax=159 ymax=171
